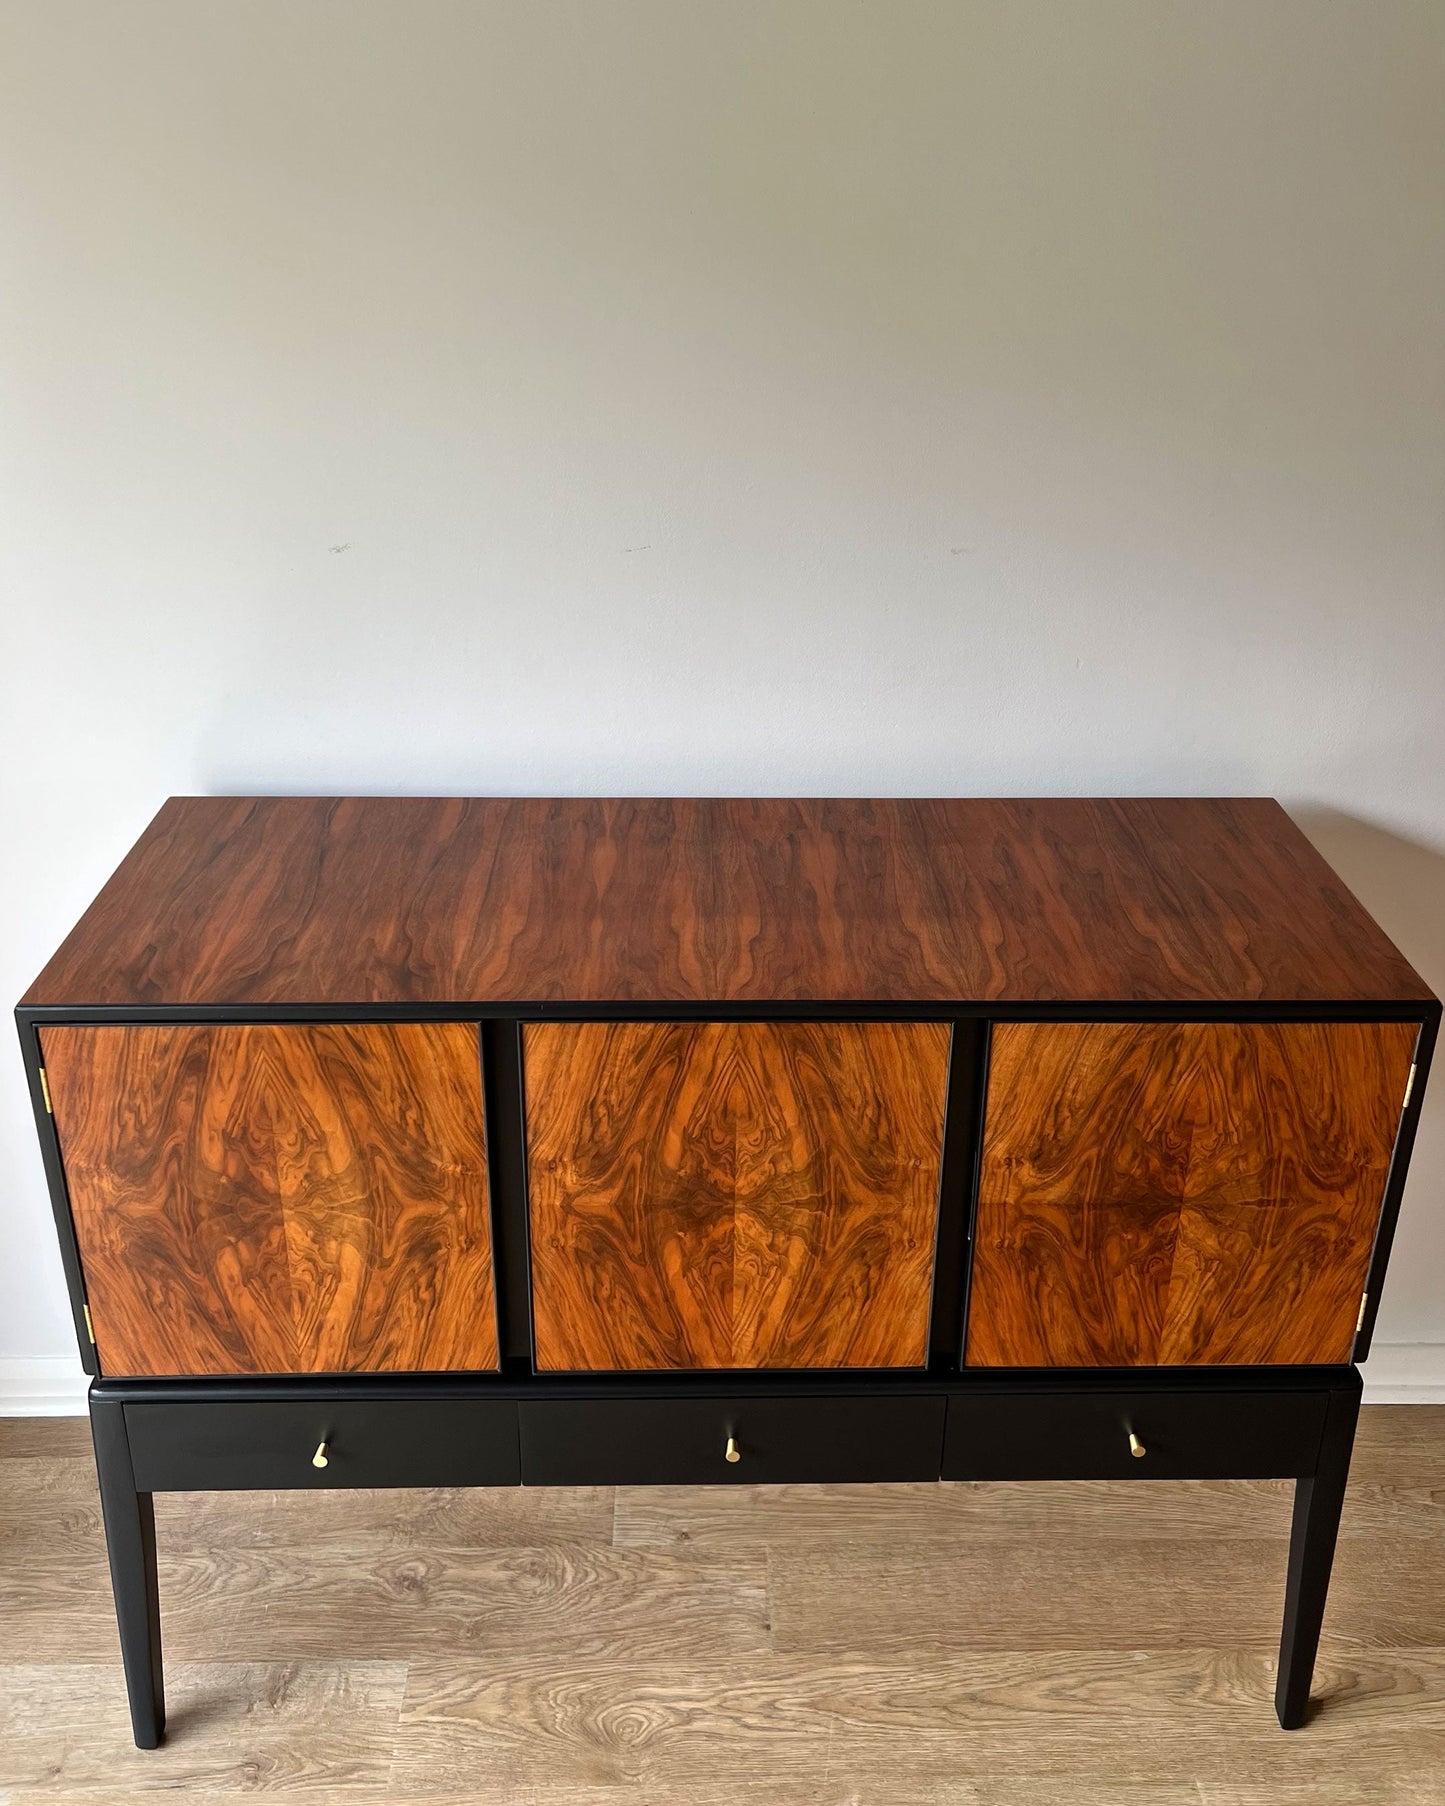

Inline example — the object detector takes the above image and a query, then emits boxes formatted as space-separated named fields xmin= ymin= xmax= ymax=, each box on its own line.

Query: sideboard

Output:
xmin=15 ymin=796 xmax=1437 ymax=1748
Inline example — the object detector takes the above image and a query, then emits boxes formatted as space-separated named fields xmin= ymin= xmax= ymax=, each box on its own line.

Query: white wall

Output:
xmin=2 ymin=0 xmax=1442 ymax=1406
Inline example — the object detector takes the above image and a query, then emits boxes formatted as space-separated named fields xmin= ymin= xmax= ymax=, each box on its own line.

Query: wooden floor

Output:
xmin=1 ymin=1409 xmax=1443 ymax=1803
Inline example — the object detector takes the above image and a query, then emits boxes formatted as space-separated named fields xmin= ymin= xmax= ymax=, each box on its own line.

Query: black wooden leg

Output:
xmin=90 ymin=1394 xmax=165 ymax=1749
xmin=1275 ymin=1374 xmax=1362 ymax=1729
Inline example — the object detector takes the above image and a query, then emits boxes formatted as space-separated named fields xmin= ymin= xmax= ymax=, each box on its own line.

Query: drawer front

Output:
xmin=520 ymin=1394 xmax=946 ymax=1485
xmin=124 ymin=1398 xmax=520 ymax=1491
xmin=943 ymin=1389 xmax=1329 ymax=1481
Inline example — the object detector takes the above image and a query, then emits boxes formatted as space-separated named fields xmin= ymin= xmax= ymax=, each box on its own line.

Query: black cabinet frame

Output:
xmin=89 ymin=1362 xmax=1361 ymax=1748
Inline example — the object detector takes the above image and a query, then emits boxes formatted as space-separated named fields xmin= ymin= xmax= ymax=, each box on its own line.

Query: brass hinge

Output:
xmin=38 ymin=1067 xmax=52 ymax=1114
xmin=1403 ymin=1063 xmax=1417 ymax=1112
xmin=1356 ymin=1292 xmax=1369 ymax=1334
xmin=82 ymin=1304 xmax=95 ymax=1345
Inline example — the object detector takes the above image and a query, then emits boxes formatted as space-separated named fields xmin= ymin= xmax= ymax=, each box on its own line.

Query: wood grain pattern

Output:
xmin=42 ymin=1023 xmax=499 ymax=1377
xmin=525 ymin=1021 xmax=950 ymax=1370
xmin=392 ymin=1649 xmax=1445 ymax=1795
xmin=612 ymin=1477 xmax=1298 ymax=1547
xmin=21 ymin=796 xmax=1434 ymax=1008
xmin=391 ymin=1650 xmax=1261 ymax=1793
xmin=0 ymin=1419 xmax=92 ymax=1459
xmin=150 ymin=1485 xmax=618 ymax=1554
xmin=769 ymin=1539 xmax=1295 ymax=1652
xmin=0 ymin=1661 xmax=407 ymax=1791
xmin=769 ymin=1534 xmax=1445 ymax=1657
xmin=147 ymin=1544 xmax=768 ymax=1664
xmin=965 ymin=1020 xmax=1419 ymax=1368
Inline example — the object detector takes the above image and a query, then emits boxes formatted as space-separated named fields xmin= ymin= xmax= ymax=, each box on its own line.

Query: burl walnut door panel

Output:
xmin=42 ymin=1022 xmax=499 ymax=1377
xmin=524 ymin=1021 xmax=951 ymax=1370
xmin=965 ymin=1020 xmax=1418 ymax=1368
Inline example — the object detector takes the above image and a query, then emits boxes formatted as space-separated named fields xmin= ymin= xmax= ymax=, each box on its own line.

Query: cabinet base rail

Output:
xmin=87 ymin=1366 xmax=1362 ymax=1748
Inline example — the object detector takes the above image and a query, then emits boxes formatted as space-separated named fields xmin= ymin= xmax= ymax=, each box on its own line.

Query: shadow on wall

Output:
xmin=1293 ymin=810 xmax=1445 ymax=1000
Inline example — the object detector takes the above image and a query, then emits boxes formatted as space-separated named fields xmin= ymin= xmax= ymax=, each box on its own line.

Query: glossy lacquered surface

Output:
xmin=525 ymin=1020 xmax=949 ymax=1370
xmin=42 ymin=1022 xmax=499 ymax=1377
xmin=965 ymin=1020 xmax=1418 ymax=1368
xmin=23 ymin=795 xmax=1432 ymax=1009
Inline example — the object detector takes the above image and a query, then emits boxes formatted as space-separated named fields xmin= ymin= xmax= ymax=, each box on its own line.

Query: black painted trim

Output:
xmin=90 ymin=1393 xmax=164 ymax=1747
xmin=13 ymin=1013 xmax=97 ymax=1374
xmin=926 ymin=1021 xmax=985 ymax=1369
xmin=88 ymin=1363 xmax=1356 ymax=1409
xmin=479 ymin=1019 xmax=534 ymax=1368
xmin=1275 ymin=1368 xmax=1363 ymax=1727
xmin=954 ymin=1019 xmax=993 ymax=1365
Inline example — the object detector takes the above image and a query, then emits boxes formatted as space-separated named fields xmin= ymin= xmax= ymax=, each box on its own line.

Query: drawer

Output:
xmin=124 ymin=1398 xmax=520 ymax=1491
xmin=520 ymin=1394 xmax=946 ymax=1486
xmin=943 ymin=1389 xmax=1329 ymax=1482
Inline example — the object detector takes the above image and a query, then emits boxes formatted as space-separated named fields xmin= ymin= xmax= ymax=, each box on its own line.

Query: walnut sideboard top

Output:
xmin=21 ymin=795 xmax=1433 ymax=1010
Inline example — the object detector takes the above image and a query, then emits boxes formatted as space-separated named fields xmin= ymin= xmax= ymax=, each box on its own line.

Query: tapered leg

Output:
xmin=1275 ymin=1376 xmax=1362 ymax=1729
xmin=90 ymin=1394 xmax=165 ymax=1749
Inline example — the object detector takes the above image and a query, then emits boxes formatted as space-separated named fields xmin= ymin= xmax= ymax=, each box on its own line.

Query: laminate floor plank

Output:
xmin=1201 ymin=1782 xmax=1445 ymax=1805
xmin=153 ymin=1542 xmax=767 ymax=1662
xmin=5 ymin=1407 xmax=1445 ymax=1801
xmin=155 ymin=1484 xmax=617 ymax=1550
xmin=1318 ymin=1534 xmax=1445 ymax=1648
xmin=768 ymin=1539 xmax=1295 ymax=1652
xmin=0 ymin=1418 xmax=91 ymax=1460
xmin=1329 ymin=1482 xmax=1445 ymax=1540
xmin=0 ymin=1661 xmax=405 ymax=1791
xmin=0 ymin=1542 xmax=765 ymax=1666
xmin=614 ymin=1478 xmax=1297 ymax=1548
xmin=0 ymin=1783 xmax=1235 ymax=1806
xmin=0 ymin=1468 xmax=614 ymax=1557
xmin=0 ymin=1553 xmax=121 ymax=1662
xmin=772 ymin=1532 xmax=1445 ymax=1656
xmin=1351 ymin=1407 xmax=1445 ymax=1487
xmin=391 ymin=1648 xmax=1445 ymax=1791
xmin=0 ymin=1460 xmax=101 ymax=1553
xmin=617 ymin=1476 xmax=1445 ymax=1548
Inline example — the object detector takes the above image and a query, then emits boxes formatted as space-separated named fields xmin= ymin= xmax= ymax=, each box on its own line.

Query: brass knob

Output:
xmin=725 ymin=1436 xmax=741 ymax=1464
xmin=312 ymin=1440 xmax=330 ymax=1470
xmin=1128 ymin=1432 xmax=1146 ymax=1460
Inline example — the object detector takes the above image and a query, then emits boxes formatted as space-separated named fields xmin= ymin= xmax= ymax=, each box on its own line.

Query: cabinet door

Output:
xmin=964 ymin=1020 xmax=1417 ymax=1367
xmin=43 ymin=1022 xmax=499 ymax=1377
xmin=524 ymin=1021 xmax=951 ymax=1370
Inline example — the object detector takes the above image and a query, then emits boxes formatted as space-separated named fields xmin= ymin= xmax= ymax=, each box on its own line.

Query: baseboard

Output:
xmin=0 ymin=1357 xmax=90 ymax=1416
xmin=1 ymin=1347 xmax=1443 ymax=1416
xmin=1360 ymin=1343 xmax=1445 ymax=1404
